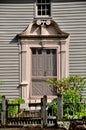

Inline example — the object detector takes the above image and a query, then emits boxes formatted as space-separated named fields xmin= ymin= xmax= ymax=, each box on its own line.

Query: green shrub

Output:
xmin=0 ymin=97 xmax=25 ymax=118
xmin=63 ymin=88 xmax=85 ymax=118
xmin=47 ymin=75 xmax=86 ymax=119
xmin=48 ymin=89 xmax=86 ymax=119
xmin=8 ymin=98 xmax=25 ymax=117
xmin=48 ymin=98 xmax=57 ymax=116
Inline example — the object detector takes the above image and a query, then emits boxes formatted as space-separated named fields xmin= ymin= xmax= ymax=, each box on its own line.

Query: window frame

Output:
xmin=35 ymin=0 xmax=52 ymax=18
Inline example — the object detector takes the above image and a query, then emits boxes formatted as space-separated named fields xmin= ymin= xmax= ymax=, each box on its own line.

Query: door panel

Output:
xmin=32 ymin=48 xmax=57 ymax=96
xmin=37 ymin=53 xmax=44 ymax=76
xmin=45 ymin=49 xmax=57 ymax=76
xmin=32 ymin=79 xmax=57 ymax=96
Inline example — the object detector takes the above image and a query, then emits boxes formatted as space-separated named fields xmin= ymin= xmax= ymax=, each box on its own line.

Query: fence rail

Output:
xmin=0 ymin=95 xmax=86 ymax=127
xmin=0 ymin=95 xmax=56 ymax=127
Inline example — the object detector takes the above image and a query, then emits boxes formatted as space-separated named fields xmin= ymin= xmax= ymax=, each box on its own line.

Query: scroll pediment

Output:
xmin=18 ymin=20 xmax=69 ymax=38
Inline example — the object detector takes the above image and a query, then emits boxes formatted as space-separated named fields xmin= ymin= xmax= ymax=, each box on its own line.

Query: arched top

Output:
xmin=18 ymin=20 xmax=69 ymax=39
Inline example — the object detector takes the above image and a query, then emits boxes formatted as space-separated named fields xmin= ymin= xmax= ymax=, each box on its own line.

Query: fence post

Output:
xmin=1 ymin=95 xmax=7 ymax=125
xmin=57 ymin=94 xmax=63 ymax=120
xmin=41 ymin=95 xmax=47 ymax=127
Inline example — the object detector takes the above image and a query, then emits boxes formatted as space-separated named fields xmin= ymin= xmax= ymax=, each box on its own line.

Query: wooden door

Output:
xmin=32 ymin=48 xmax=57 ymax=96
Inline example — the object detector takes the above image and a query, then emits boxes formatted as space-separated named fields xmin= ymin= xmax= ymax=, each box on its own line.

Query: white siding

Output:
xmin=52 ymin=1 xmax=86 ymax=75
xmin=52 ymin=0 xmax=86 ymax=98
xmin=0 ymin=1 xmax=34 ymax=99
xmin=0 ymin=0 xmax=86 ymax=99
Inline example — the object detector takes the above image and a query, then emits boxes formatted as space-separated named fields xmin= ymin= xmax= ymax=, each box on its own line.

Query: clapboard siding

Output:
xmin=52 ymin=1 xmax=86 ymax=75
xmin=0 ymin=2 xmax=34 ymax=99
xmin=0 ymin=0 xmax=86 ymax=99
xmin=52 ymin=0 xmax=86 ymax=98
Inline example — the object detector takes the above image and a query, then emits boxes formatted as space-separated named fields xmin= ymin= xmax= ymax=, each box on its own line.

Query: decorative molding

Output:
xmin=20 ymin=82 xmax=28 ymax=86
xmin=18 ymin=19 xmax=70 ymax=101
xmin=39 ymin=41 xmax=45 ymax=48
xmin=18 ymin=19 xmax=69 ymax=38
xmin=60 ymin=51 xmax=66 ymax=53
xmin=36 ymin=20 xmax=51 ymax=26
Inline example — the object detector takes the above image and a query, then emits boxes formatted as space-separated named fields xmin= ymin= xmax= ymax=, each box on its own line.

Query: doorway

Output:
xmin=31 ymin=48 xmax=57 ymax=97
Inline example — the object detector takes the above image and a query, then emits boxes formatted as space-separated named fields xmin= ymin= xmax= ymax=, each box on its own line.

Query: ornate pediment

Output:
xmin=18 ymin=20 xmax=69 ymax=38
xmin=18 ymin=20 xmax=70 ymax=102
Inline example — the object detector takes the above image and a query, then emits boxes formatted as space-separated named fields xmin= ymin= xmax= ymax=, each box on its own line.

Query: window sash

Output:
xmin=36 ymin=0 xmax=51 ymax=16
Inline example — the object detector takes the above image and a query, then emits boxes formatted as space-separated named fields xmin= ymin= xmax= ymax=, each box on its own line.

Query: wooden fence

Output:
xmin=0 ymin=95 xmax=86 ymax=127
xmin=0 ymin=95 xmax=56 ymax=127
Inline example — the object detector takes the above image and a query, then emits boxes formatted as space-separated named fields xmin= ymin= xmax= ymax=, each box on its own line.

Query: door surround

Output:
xmin=18 ymin=19 xmax=70 ymax=102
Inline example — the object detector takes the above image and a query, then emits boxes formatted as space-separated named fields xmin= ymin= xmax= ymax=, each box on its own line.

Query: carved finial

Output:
xmin=36 ymin=20 xmax=51 ymax=26
xmin=36 ymin=20 xmax=42 ymax=25
xmin=46 ymin=20 xmax=51 ymax=25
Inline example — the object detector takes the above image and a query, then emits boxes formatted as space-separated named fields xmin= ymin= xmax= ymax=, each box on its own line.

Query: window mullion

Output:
xmin=36 ymin=0 xmax=51 ymax=17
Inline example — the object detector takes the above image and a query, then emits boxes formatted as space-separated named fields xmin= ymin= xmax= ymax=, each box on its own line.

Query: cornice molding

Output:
xmin=18 ymin=19 xmax=69 ymax=39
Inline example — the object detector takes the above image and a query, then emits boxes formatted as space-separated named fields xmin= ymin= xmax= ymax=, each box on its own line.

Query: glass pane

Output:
xmin=52 ymin=49 xmax=56 ymax=54
xmin=46 ymin=50 xmax=50 ymax=54
xmin=42 ymin=11 xmax=45 ymax=15
xmin=42 ymin=5 xmax=45 ymax=15
xmin=46 ymin=0 xmax=50 ymax=3
xmin=38 ymin=11 xmax=41 ymax=15
xmin=46 ymin=5 xmax=50 ymax=10
xmin=38 ymin=5 xmax=41 ymax=9
xmin=37 ymin=0 xmax=41 ymax=3
xmin=38 ymin=49 xmax=42 ymax=54
xmin=47 ymin=10 xmax=50 ymax=15
xmin=42 ymin=0 xmax=45 ymax=3
xmin=32 ymin=49 xmax=36 ymax=54
xmin=46 ymin=5 xmax=50 ymax=15
xmin=42 ymin=5 xmax=45 ymax=9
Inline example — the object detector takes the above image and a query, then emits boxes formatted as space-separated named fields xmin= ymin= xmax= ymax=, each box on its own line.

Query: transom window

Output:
xmin=36 ymin=0 xmax=51 ymax=16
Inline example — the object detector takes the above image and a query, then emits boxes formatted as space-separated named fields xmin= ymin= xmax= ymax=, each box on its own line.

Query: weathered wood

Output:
xmin=41 ymin=95 xmax=47 ymax=127
xmin=1 ymin=95 xmax=7 ymax=125
xmin=0 ymin=95 xmax=57 ymax=127
xmin=57 ymin=95 xmax=63 ymax=121
xmin=29 ymin=103 xmax=41 ymax=107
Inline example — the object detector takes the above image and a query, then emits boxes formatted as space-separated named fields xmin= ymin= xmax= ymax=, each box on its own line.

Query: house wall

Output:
xmin=0 ymin=1 xmax=34 ymax=99
xmin=52 ymin=0 xmax=86 ymax=98
xmin=52 ymin=0 xmax=86 ymax=76
xmin=0 ymin=0 xmax=86 ymax=99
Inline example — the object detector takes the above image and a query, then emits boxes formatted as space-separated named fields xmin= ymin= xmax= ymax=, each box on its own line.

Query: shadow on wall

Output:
xmin=10 ymin=35 xmax=18 ymax=44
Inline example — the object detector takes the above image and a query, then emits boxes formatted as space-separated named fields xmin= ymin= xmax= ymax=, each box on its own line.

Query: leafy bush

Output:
xmin=47 ymin=75 xmax=86 ymax=119
xmin=48 ymin=89 xmax=86 ymax=119
xmin=63 ymin=88 xmax=85 ymax=118
xmin=8 ymin=98 xmax=25 ymax=117
xmin=0 ymin=96 xmax=25 ymax=118
xmin=48 ymin=98 xmax=57 ymax=116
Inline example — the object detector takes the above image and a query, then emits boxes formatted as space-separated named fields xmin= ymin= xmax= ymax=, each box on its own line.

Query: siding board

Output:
xmin=52 ymin=0 xmax=86 ymax=74
xmin=0 ymin=0 xmax=86 ymax=99
xmin=0 ymin=2 xmax=34 ymax=99
xmin=52 ymin=0 xmax=86 ymax=98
